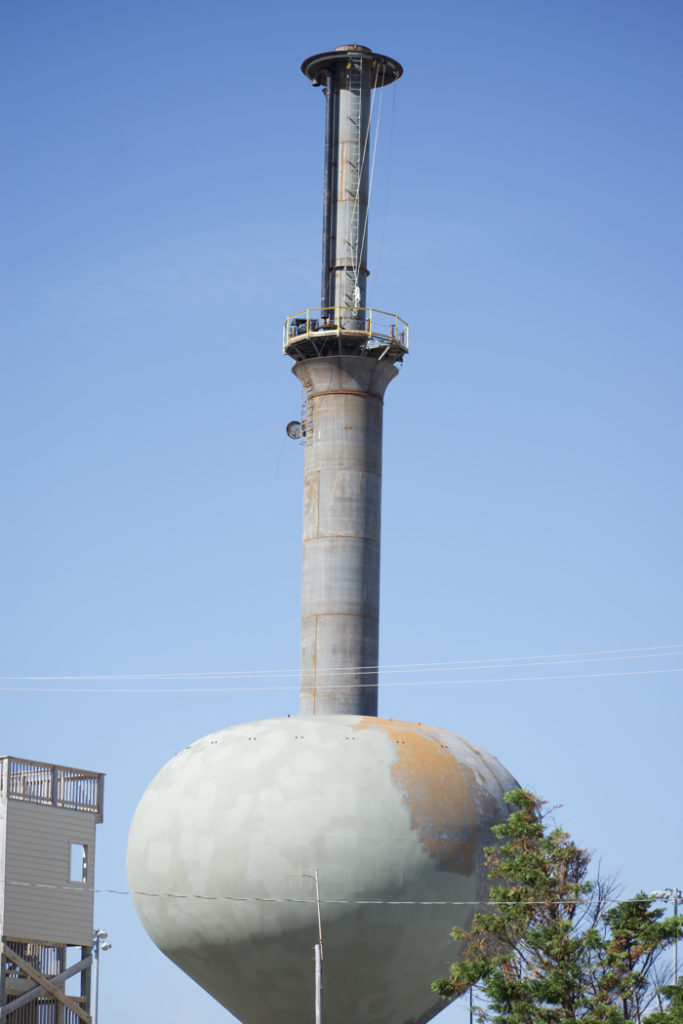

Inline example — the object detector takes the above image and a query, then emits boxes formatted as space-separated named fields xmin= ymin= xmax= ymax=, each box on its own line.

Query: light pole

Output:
xmin=91 ymin=928 xmax=112 ymax=1024
xmin=302 ymin=870 xmax=323 ymax=1024
xmin=651 ymin=889 xmax=682 ymax=984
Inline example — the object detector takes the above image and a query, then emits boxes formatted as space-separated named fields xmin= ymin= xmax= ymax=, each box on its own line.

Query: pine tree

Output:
xmin=433 ymin=789 xmax=682 ymax=1024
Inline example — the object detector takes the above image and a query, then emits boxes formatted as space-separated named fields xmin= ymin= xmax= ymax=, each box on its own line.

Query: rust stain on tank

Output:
xmin=303 ymin=470 xmax=320 ymax=540
xmin=352 ymin=718 xmax=478 ymax=874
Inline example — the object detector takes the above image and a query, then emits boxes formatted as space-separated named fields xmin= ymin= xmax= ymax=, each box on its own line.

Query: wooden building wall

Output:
xmin=0 ymin=796 xmax=6 ymax=932
xmin=1 ymin=800 xmax=97 ymax=945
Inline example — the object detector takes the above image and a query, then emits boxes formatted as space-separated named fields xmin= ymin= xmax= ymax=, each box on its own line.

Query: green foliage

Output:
xmin=432 ymin=789 xmax=683 ymax=1024
xmin=644 ymin=985 xmax=683 ymax=1024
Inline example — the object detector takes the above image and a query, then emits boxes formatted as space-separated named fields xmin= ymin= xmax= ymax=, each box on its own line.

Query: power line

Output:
xmin=1 ymin=643 xmax=681 ymax=683
xmin=5 ymin=879 xmax=663 ymax=908
xmin=0 ymin=666 xmax=681 ymax=694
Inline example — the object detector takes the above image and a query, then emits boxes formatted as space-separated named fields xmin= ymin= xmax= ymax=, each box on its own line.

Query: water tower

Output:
xmin=128 ymin=45 xmax=517 ymax=1024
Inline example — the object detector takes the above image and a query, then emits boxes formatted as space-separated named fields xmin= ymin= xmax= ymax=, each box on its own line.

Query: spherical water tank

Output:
xmin=128 ymin=715 xmax=517 ymax=1024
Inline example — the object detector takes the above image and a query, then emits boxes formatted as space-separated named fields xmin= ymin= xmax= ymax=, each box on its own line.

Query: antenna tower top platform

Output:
xmin=301 ymin=44 xmax=403 ymax=88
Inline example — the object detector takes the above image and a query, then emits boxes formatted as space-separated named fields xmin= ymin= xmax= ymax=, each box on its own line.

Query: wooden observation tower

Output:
xmin=0 ymin=756 xmax=104 ymax=1023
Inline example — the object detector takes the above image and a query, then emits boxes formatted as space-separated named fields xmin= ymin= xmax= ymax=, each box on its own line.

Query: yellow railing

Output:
xmin=283 ymin=307 xmax=409 ymax=354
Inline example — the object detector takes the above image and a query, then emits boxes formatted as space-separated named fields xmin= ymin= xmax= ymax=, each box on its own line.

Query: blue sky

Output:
xmin=2 ymin=1 xmax=682 ymax=1021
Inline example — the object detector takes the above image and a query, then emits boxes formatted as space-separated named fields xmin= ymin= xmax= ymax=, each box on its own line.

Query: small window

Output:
xmin=69 ymin=843 xmax=88 ymax=883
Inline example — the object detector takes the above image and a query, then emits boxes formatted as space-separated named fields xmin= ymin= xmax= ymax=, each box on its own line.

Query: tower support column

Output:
xmin=293 ymin=356 xmax=397 ymax=715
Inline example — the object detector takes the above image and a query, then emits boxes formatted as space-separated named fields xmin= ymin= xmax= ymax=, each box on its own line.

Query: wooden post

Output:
xmin=81 ymin=945 xmax=92 ymax=1013
xmin=0 ymin=943 xmax=92 ymax=1024
xmin=55 ymin=946 xmax=65 ymax=1024
xmin=0 ymin=942 xmax=6 ymax=1009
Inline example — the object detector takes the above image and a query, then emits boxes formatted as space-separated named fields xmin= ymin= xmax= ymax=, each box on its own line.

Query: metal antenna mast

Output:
xmin=284 ymin=45 xmax=405 ymax=716
xmin=301 ymin=44 xmax=401 ymax=326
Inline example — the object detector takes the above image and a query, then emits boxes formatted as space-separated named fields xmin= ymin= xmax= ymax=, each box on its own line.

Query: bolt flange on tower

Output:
xmin=128 ymin=45 xmax=518 ymax=1024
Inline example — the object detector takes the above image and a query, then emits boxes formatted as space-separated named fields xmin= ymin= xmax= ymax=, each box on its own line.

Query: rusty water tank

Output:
xmin=127 ymin=715 xmax=516 ymax=1024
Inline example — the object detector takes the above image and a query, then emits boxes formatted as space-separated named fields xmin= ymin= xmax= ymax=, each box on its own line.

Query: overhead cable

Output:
xmin=5 ymin=879 xmax=664 ymax=908
xmin=1 ymin=642 xmax=681 ymax=683
xmin=0 ymin=665 xmax=681 ymax=694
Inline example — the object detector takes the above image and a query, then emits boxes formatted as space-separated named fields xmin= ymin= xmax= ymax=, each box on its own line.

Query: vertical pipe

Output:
xmin=674 ymin=891 xmax=679 ymax=984
xmin=330 ymin=56 xmax=372 ymax=326
xmin=314 ymin=944 xmax=322 ymax=1024
xmin=314 ymin=868 xmax=323 ymax=1024
xmin=91 ymin=937 xmax=100 ymax=1024
xmin=295 ymin=356 xmax=397 ymax=715
xmin=321 ymin=72 xmax=336 ymax=313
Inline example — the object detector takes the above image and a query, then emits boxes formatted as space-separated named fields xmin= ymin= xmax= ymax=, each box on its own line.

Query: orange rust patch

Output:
xmin=302 ymin=471 xmax=320 ymax=540
xmin=352 ymin=718 xmax=477 ymax=874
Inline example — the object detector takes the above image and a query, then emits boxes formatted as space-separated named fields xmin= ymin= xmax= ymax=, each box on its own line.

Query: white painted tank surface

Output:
xmin=127 ymin=715 xmax=517 ymax=1024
